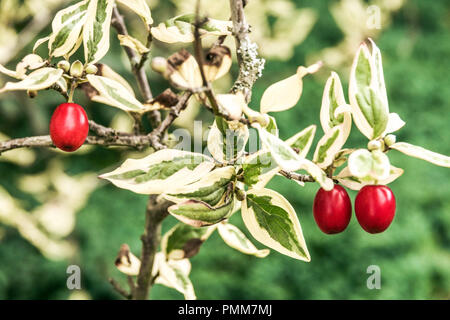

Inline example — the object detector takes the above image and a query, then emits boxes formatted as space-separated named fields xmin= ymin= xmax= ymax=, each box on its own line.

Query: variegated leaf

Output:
xmin=86 ymin=75 xmax=144 ymax=112
xmin=285 ymin=125 xmax=316 ymax=158
xmin=265 ymin=115 xmax=279 ymax=137
xmin=348 ymin=149 xmax=391 ymax=180
xmin=151 ymin=14 xmax=232 ymax=44
xmin=390 ymin=142 xmax=450 ymax=168
xmin=0 ymin=68 xmax=63 ymax=93
xmin=117 ymin=34 xmax=150 ymax=55
xmin=349 ymin=40 xmax=389 ymax=139
xmin=217 ymin=222 xmax=270 ymax=258
xmin=336 ymin=165 xmax=403 ymax=190
xmin=117 ymin=0 xmax=153 ymax=28
xmin=154 ymin=254 xmax=196 ymax=300
xmin=319 ymin=72 xmax=352 ymax=146
xmin=164 ymin=166 xmax=235 ymax=206
xmin=242 ymin=188 xmax=310 ymax=261
xmin=257 ymin=127 xmax=303 ymax=172
xmin=242 ymin=151 xmax=278 ymax=188
xmin=260 ymin=62 xmax=322 ymax=113
xmin=96 ymin=64 xmax=135 ymax=96
xmin=162 ymin=223 xmax=216 ymax=260
xmin=168 ymin=195 xmax=235 ymax=227
xmin=207 ymin=118 xmax=249 ymax=162
xmin=99 ymin=149 xmax=215 ymax=194
xmin=257 ymin=127 xmax=333 ymax=190
xmin=49 ymin=0 xmax=89 ymax=57
xmin=313 ymin=126 xmax=344 ymax=168
xmin=83 ymin=0 xmax=114 ymax=64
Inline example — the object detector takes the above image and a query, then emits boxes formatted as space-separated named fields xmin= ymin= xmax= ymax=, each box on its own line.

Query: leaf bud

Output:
xmin=69 ymin=60 xmax=83 ymax=78
xmin=384 ymin=134 xmax=396 ymax=147
xmin=368 ymin=140 xmax=382 ymax=151
xmin=57 ymin=60 xmax=70 ymax=73
xmin=151 ymin=57 xmax=167 ymax=74
xmin=84 ymin=64 xmax=98 ymax=75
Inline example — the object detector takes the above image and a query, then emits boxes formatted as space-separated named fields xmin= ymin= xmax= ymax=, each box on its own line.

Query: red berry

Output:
xmin=50 ymin=103 xmax=89 ymax=152
xmin=355 ymin=185 xmax=396 ymax=234
xmin=313 ymin=185 xmax=352 ymax=234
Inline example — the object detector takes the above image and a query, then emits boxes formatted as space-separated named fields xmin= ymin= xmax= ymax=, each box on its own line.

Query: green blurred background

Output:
xmin=0 ymin=0 xmax=449 ymax=299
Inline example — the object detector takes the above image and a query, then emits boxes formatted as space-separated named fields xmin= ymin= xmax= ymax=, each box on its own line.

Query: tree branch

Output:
xmin=133 ymin=195 xmax=172 ymax=300
xmin=229 ymin=0 xmax=265 ymax=102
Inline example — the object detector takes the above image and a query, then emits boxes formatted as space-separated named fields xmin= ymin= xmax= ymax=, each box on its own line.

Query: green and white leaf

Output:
xmin=48 ymin=0 xmax=89 ymax=57
xmin=0 ymin=68 xmax=63 ymax=93
xmin=258 ymin=127 xmax=303 ymax=172
xmin=99 ymin=149 xmax=215 ymax=194
xmin=153 ymin=253 xmax=196 ymax=300
xmin=168 ymin=195 xmax=235 ymax=227
xmin=117 ymin=34 xmax=150 ymax=55
xmin=313 ymin=126 xmax=344 ymax=169
xmin=265 ymin=115 xmax=279 ymax=137
xmin=242 ymin=188 xmax=310 ymax=261
xmin=348 ymin=148 xmax=391 ymax=180
xmin=207 ymin=118 xmax=249 ymax=162
xmin=319 ymin=72 xmax=352 ymax=146
xmin=390 ymin=142 xmax=450 ymax=168
xmin=242 ymin=151 xmax=278 ymax=188
xmin=117 ymin=0 xmax=153 ymax=28
xmin=162 ymin=223 xmax=216 ymax=260
xmin=285 ymin=125 xmax=316 ymax=158
xmin=217 ymin=222 xmax=270 ymax=258
xmin=349 ymin=41 xmax=389 ymax=140
xmin=83 ymin=0 xmax=114 ymax=64
xmin=257 ymin=127 xmax=333 ymax=190
xmin=86 ymin=75 xmax=144 ymax=112
xmin=336 ymin=165 xmax=403 ymax=190
xmin=164 ymin=166 xmax=235 ymax=206
xmin=151 ymin=14 xmax=232 ymax=44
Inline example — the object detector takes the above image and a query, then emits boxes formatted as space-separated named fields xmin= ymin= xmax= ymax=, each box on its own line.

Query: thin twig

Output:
xmin=111 ymin=6 xmax=160 ymax=128
xmin=279 ymin=170 xmax=315 ymax=183
xmin=109 ymin=278 xmax=132 ymax=299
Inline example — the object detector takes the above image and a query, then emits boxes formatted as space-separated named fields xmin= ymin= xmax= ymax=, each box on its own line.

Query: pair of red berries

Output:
xmin=313 ymin=184 xmax=396 ymax=234
xmin=49 ymin=103 xmax=89 ymax=152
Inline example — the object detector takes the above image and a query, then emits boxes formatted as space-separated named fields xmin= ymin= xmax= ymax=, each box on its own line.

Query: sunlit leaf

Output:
xmin=242 ymin=188 xmax=310 ymax=261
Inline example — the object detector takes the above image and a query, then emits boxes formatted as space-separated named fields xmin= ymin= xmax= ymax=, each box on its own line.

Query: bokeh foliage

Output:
xmin=0 ymin=0 xmax=449 ymax=299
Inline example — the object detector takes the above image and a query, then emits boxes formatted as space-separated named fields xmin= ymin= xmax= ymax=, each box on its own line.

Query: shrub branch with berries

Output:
xmin=0 ymin=0 xmax=449 ymax=300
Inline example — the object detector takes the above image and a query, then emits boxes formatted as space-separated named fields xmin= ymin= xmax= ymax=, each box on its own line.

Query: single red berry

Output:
xmin=355 ymin=185 xmax=396 ymax=234
xmin=50 ymin=103 xmax=89 ymax=152
xmin=313 ymin=184 xmax=352 ymax=234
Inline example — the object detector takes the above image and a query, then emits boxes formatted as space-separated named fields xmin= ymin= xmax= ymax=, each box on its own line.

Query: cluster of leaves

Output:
xmin=1 ymin=0 xmax=449 ymax=300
